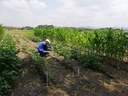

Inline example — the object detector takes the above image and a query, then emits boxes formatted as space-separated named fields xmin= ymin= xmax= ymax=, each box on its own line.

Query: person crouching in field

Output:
xmin=37 ymin=39 xmax=51 ymax=57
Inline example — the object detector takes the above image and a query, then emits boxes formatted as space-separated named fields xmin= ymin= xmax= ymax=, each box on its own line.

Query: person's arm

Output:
xmin=47 ymin=45 xmax=52 ymax=51
xmin=43 ymin=50 xmax=50 ymax=53
xmin=48 ymin=45 xmax=51 ymax=48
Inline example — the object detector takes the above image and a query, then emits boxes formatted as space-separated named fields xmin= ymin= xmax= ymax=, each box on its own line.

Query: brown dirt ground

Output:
xmin=7 ymin=29 xmax=128 ymax=96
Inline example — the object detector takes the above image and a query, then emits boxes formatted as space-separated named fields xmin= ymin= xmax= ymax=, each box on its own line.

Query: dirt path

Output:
xmin=36 ymin=55 xmax=128 ymax=96
xmin=6 ymin=29 xmax=47 ymax=96
xmin=11 ymin=57 xmax=47 ymax=96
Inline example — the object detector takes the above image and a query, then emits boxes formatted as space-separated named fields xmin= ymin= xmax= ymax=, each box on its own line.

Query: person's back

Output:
xmin=37 ymin=39 xmax=51 ymax=57
xmin=38 ymin=41 xmax=46 ymax=51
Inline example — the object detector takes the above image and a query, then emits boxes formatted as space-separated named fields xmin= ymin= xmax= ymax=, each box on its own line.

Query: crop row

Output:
xmin=31 ymin=26 xmax=128 ymax=72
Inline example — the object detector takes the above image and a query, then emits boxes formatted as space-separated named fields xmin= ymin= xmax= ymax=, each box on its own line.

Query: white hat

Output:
xmin=45 ymin=39 xmax=51 ymax=43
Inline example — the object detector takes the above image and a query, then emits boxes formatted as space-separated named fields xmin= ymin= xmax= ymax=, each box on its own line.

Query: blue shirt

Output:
xmin=38 ymin=41 xmax=51 ymax=53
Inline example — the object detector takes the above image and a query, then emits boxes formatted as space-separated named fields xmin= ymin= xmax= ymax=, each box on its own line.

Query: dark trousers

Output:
xmin=38 ymin=48 xmax=49 ymax=57
xmin=39 ymin=52 xmax=48 ymax=57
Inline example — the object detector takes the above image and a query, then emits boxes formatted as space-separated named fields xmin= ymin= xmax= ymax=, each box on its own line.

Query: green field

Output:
xmin=0 ymin=25 xmax=128 ymax=96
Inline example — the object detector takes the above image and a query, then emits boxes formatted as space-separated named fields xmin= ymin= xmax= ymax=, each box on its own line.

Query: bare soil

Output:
xmin=7 ymin=29 xmax=128 ymax=96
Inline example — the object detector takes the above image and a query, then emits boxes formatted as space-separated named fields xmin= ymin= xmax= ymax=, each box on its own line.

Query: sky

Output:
xmin=0 ymin=0 xmax=128 ymax=28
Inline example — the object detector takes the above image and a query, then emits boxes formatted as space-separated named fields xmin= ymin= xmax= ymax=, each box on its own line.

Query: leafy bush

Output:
xmin=0 ymin=25 xmax=4 ymax=41
xmin=34 ymin=27 xmax=44 ymax=38
xmin=27 ymin=35 xmax=41 ymax=42
xmin=81 ymin=54 xmax=105 ymax=71
xmin=0 ymin=35 xmax=20 ymax=94
xmin=70 ymin=47 xmax=106 ymax=71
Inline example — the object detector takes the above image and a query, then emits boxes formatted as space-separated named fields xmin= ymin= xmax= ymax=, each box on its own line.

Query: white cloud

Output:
xmin=0 ymin=0 xmax=29 ymax=26
xmin=0 ymin=0 xmax=47 ymax=26
xmin=29 ymin=0 xmax=47 ymax=9
xmin=60 ymin=0 xmax=76 ymax=8
xmin=111 ymin=0 xmax=128 ymax=13
xmin=49 ymin=0 xmax=128 ymax=27
xmin=0 ymin=0 xmax=128 ymax=27
xmin=0 ymin=0 xmax=30 ymax=13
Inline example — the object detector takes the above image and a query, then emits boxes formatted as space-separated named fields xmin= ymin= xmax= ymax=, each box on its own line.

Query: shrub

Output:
xmin=82 ymin=54 xmax=105 ymax=71
xmin=27 ymin=35 xmax=41 ymax=42
xmin=0 ymin=35 xmax=20 ymax=94
xmin=0 ymin=25 xmax=4 ymax=41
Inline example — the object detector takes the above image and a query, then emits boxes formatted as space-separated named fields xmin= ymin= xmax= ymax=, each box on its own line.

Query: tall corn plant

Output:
xmin=33 ymin=27 xmax=128 ymax=70
xmin=87 ymin=28 xmax=128 ymax=62
xmin=115 ymin=30 xmax=128 ymax=61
